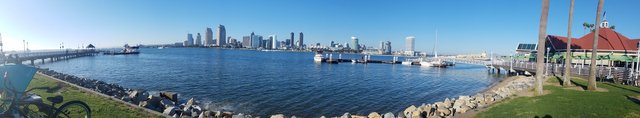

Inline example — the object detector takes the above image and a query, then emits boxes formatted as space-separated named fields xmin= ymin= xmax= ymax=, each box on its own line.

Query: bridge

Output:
xmin=2 ymin=49 xmax=99 ymax=65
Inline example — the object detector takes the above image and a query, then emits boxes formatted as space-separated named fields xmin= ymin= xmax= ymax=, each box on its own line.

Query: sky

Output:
xmin=1 ymin=0 xmax=639 ymax=55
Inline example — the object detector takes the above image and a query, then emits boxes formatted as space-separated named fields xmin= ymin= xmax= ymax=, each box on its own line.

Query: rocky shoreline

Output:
xmin=38 ymin=68 xmax=534 ymax=118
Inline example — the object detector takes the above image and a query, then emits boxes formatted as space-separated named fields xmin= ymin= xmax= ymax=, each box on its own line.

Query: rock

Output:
xmin=270 ymin=114 xmax=285 ymax=118
xmin=160 ymin=91 xmax=178 ymax=102
xmin=146 ymin=95 xmax=162 ymax=110
xmin=321 ymin=115 xmax=326 ymax=118
xmin=214 ymin=111 xmax=223 ymax=118
xmin=396 ymin=111 xmax=405 ymax=118
xmin=351 ymin=115 xmax=367 ymax=118
xmin=163 ymin=106 xmax=177 ymax=115
xmin=198 ymin=110 xmax=211 ymax=118
xmin=418 ymin=104 xmax=432 ymax=116
xmin=341 ymin=113 xmax=352 ymax=118
xmin=411 ymin=110 xmax=422 ymax=118
xmin=403 ymin=105 xmax=417 ymax=116
xmin=383 ymin=112 xmax=395 ymax=118
xmin=161 ymin=98 xmax=175 ymax=108
xmin=443 ymin=98 xmax=452 ymax=108
xmin=232 ymin=113 xmax=245 ymax=118
xmin=368 ymin=112 xmax=382 ymax=118
xmin=457 ymin=105 xmax=471 ymax=113
xmin=291 ymin=115 xmax=297 ymax=118
xmin=186 ymin=98 xmax=196 ymax=107
xmin=436 ymin=108 xmax=450 ymax=117
xmin=222 ymin=111 xmax=234 ymax=118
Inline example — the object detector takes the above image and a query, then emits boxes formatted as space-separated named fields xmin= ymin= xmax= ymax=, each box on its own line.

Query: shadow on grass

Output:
xmin=569 ymin=80 xmax=589 ymax=90
xmin=604 ymin=83 xmax=640 ymax=94
xmin=626 ymin=95 xmax=640 ymax=105
xmin=534 ymin=114 xmax=552 ymax=118
xmin=25 ymin=84 xmax=63 ymax=93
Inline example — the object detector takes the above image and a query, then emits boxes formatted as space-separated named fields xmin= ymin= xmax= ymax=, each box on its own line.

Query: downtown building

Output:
xmin=205 ymin=27 xmax=214 ymax=46
xmin=405 ymin=36 xmax=416 ymax=56
xmin=216 ymin=25 xmax=226 ymax=47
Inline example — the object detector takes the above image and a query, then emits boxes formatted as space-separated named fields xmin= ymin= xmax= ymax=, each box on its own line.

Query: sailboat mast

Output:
xmin=434 ymin=30 xmax=438 ymax=58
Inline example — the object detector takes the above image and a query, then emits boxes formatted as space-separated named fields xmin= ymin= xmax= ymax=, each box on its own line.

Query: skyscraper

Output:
xmin=290 ymin=32 xmax=294 ymax=48
xmin=196 ymin=33 xmax=202 ymax=46
xmin=242 ymin=36 xmax=251 ymax=48
xmin=351 ymin=36 xmax=359 ymax=50
xmin=216 ymin=25 xmax=226 ymax=47
xmin=271 ymin=35 xmax=278 ymax=49
xmin=205 ymin=28 xmax=213 ymax=46
xmin=186 ymin=33 xmax=194 ymax=46
xmin=385 ymin=41 xmax=392 ymax=54
xmin=406 ymin=36 xmax=415 ymax=51
xmin=298 ymin=32 xmax=304 ymax=48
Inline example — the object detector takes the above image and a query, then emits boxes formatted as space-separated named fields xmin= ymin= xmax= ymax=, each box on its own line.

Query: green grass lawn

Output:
xmin=25 ymin=74 xmax=163 ymax=118
xmin=476 ymin=76 xmax=640 ymax=118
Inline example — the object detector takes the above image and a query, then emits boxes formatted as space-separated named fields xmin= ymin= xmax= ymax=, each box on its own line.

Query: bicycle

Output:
xmin=0 ymin=63 xmax=91 ymax=118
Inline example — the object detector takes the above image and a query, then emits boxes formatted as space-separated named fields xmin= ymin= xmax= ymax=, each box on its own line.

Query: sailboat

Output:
xmin=420 ymin=30 xmax=451 ymax=67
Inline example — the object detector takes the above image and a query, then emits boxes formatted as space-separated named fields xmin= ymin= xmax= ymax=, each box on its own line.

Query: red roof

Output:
xmin=547 ymin=28 xmax=639 ymax=52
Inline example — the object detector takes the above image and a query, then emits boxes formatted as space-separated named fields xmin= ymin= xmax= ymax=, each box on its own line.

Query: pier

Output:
xmin=3 ymin=49 xmax=99 ymax=65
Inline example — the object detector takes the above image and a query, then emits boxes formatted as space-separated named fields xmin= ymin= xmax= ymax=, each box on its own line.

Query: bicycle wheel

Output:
xmin=53 ymin=101 xmax=91 ymax=118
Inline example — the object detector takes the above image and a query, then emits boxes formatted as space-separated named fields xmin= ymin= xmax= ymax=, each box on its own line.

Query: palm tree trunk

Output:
xmin=563 ymin=0 xmax=575 ymax=86
xmin=535 ymin=0 xmax=550 ymax=95
xmin=588 ymin=0 xmax=604 ymax=91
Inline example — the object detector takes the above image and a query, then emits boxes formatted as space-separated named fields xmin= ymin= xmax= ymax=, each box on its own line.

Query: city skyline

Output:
xmin=1 ymin=0 xmax=639 ymax=55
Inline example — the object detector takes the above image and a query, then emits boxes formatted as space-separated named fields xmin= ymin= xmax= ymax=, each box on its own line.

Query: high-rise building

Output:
xmin=216 ymin=25 xmax=226 ymax=47
xmin=205 ymin=28 xmax=213 ymax=46
xmin=269 ymin=35 xmax=278 ymax=49
xmin=351 ymin=36 xmax=359 ymax=50
xmin=186 ymin=33 xmax=194 ymax=46
xmin=196 ymin=33 xmax=202 ymax=46
xmin=242 ymin=36 xmax=251 ymax=48
xmin=290 ymin=32 xmax=294 ymax=48
xmin=406 ymin=36 xmax=415 ymax=51
xmin=251 ymin=34 xmax=262 ymax=48
xmin=385 ymin=41 xmax=392 ymax=54
xmin=298 ymin=32 xmax=304 ymax=48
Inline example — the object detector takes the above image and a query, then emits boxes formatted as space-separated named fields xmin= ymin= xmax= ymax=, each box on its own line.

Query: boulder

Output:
xmin=161 ymin=98 xmax=175 ymax=108
xmin=270 ymin=114 xmax=285 ymax=118
xmin=186 ymin=98 xmax=197 ymax=107
xmin=163 ymin=106 xmax=177 ymax=115
xmin=146 ymin=95 xmax=162 ymax=110
xmin=291 ymin=115 xmax=297 ymax=118
xmin=222 ymin=111 xmax=234 ymax=118
xmin=367 ymin=112 xmax=382 ymax=118
xmin=383 ymin=112 xmax=395 ymax=118
xmin=396 ymin=111 xmax=405 ymax=118
xmin=341 ymin=113 xmax=352 ymax=118
xmin=351 ymin=115 xmax=367 ymax=118
xmin=198 ymin=110 xmax=212 ymax=118
xmin=403 ymin=105 xmax=417 ymax=116
xmin=411 ymin=110 xmax=422 ymax=118
xmin=457 ymin=105 xmax=471 ymax=113
xmin=232 ymin=113 xmax=245 ymax=118
xmin=418 ymin=104 xmax=432 ymax=116
xmin=160 ymin=91 xmax=178 ymax=102
xmin=436 ymin=108 xmax=450 ymax=117
xmin=214 ymin=111 xmax=223 ymax=118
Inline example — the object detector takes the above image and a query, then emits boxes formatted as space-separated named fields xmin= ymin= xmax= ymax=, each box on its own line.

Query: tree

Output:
xmin=588 ymin=0 xmax=604 ymax=91
xmin=535 ymin=0 xmax=550 ymax=95
xmin=563 ymin=0 xmax=575 ymax=86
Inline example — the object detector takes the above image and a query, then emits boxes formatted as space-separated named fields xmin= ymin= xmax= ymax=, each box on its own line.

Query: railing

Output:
xmin=4 ymin=49 xmax=96 ymax=59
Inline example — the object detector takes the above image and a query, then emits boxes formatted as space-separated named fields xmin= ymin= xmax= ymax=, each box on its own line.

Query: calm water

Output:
xmin=38 ymin=48 xmax=503 ymax=117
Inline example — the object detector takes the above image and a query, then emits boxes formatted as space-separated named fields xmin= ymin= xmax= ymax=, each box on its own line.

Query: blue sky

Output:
xmin=1 ymin=0 xmax=639 ymax=55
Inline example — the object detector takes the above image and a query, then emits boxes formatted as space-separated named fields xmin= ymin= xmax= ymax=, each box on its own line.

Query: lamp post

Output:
xmin=636 ymin=42 xmax=640 ymax=84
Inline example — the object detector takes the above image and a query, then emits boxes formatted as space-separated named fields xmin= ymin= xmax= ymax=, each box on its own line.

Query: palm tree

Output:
xmin=583 ymin=22 xmax=589 ymax=34
xmin=563 ymin=0 xmax=575 ymax=86
xmin=588 ymin=0 xmax=604 ymax=91
xmin=535 ymin=0 xmax=550 ymax=95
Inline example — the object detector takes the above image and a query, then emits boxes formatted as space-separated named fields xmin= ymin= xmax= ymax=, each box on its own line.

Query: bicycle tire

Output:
xmin=54 ymin=101 xmax=91 ymax=118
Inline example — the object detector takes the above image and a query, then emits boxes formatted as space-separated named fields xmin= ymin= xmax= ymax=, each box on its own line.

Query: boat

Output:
xmin=104 ymin=44 xmax=140 ymax=55
xmin=157 ymin=46 xmax=165 ymax=49
xmin=419 ymin=30 xmax=454 ymax=68
xmin=314 ymin=51 xmax=324 ymax=62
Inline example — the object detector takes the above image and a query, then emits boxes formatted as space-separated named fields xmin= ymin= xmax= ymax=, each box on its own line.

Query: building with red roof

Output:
xmin=546 ymin=20 xmax=639 ymax=66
